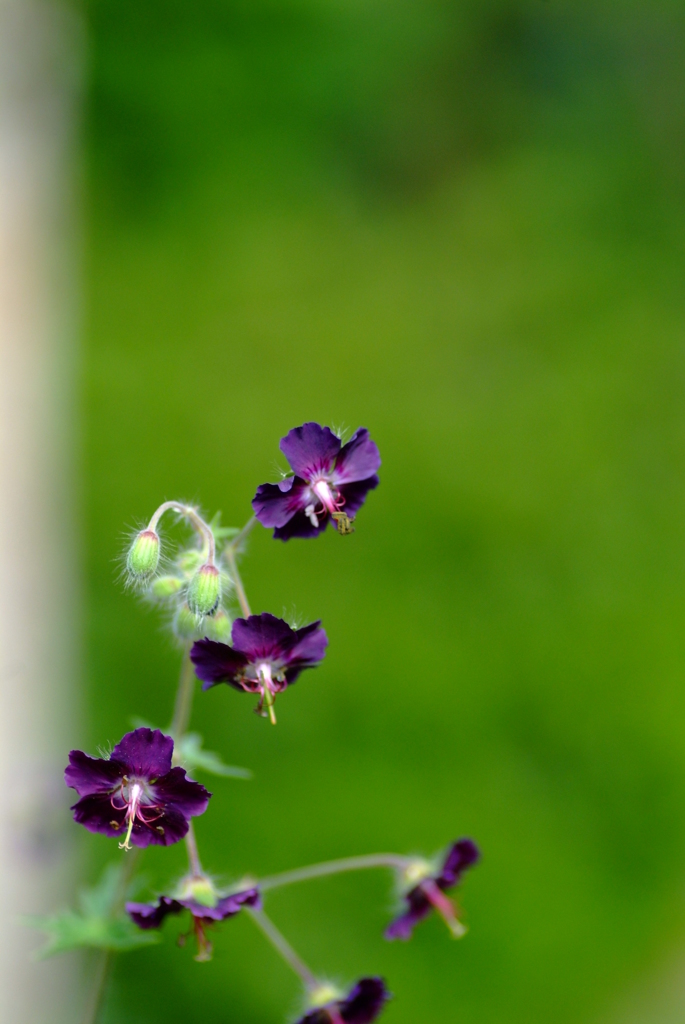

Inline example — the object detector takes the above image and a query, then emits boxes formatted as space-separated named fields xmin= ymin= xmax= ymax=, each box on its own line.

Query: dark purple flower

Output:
xmin=385 ymin=839 xmax=480 ymax=941
xmin=297 ymin=978 xmax=389 ymax=1024
xmin=64 ymin=728 xmax=210 ymax=850
xmin=191 ymin=612 xmax=327 ymax=723
xmin=126 ymin=881 xmax=261 ymax=961
xmin=252 ymin=422 xmax=381 ymax=540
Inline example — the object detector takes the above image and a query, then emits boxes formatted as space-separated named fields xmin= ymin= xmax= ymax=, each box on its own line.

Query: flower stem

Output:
xmin=247 ymin=907 xmax=318 ymax=990
xmin=228 ymin=514 xmax=257 ymax=552
xmin=80 ymin=848 xmax=142 ymax=1024
xmin=225 ymin=544 xmax=251 ymax=618
xmin=170 ymin=647 xmax=196 ymax=744
xmin=258 ymin=853 xmax=410 ymax=892
xmin=185 ymin=820 xmax=203 ymax=877
xmin=80 ymin=949 xmax=112 ymax=1024
xmin=148 ymin=501 xmax=216 ymax=563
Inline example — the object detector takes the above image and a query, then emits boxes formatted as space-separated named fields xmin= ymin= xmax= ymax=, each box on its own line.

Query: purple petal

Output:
xmin=384 ymin=888 xmax=432 ymax=941
xmin=280 ymin=422 xmax=341 ymax=479
xmin=65 ymin=749 xmax=124 ymax=797
xmin=230 ymin=613 xmax=295 ymax=660
xmin=70 ymin=793 xmax=126 ymax=838
xmin=341 ymin=978 xmax=390 ymax=1024
xmin=283 ymin=622 xmax=328 ymax=684
xmin=438 ymin=838 xmax=480 ymax=889
xmin=126 ymin=897 xmax=183 ymax=929
xmin=151 ymin=767 xmax=211 ymax=820
xmin=332 ymin=429 xmax=381 ymax=485
xmin=182 ymin=887 xmax=262 ymax=921
xmin=338 ymin=475 xmax=379 ymax=517
xmin=111 ymin=728 xmax=173 ymax=778
xmin=190 ymin=638 xmax=248 ymax=690
xmin=252 ymin=477 xmax=311 ymax=529
xmin=273 ymin=509 xmax=328 ymax=541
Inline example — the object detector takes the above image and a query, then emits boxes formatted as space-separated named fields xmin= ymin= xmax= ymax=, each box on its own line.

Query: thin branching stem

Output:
xmin=258 ymin=853 xmax=410 ymax=892
xmin=148 ymin=501 xmax=216 ymax=563
xmin=170 ymin=647 xmax=196 ymax=744
xmin=247 ymin=907 xmax=318 ymax=990
xmin=225 ymin=544 xmax=251 ymax=618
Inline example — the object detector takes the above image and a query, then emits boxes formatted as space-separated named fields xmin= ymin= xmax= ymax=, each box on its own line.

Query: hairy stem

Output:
xmin=229 ymin=514 xmax=257 ymax=552
xmin=170 ymin=648 xmax=196 ymax=744
xmin=148 ymin=500 xmax=216 ymax=563
xmin=247 ymin=907 xmax=318 ymax=990
xmin=259 ymin=854 xmax=410 ymax=892
xmin=81 ymin=848 xmax=142 ymax=1024
xmin=225 ymin=545 xmax=251 ymax=618
xmin=185 ymin=821 xmax=203 ymax=877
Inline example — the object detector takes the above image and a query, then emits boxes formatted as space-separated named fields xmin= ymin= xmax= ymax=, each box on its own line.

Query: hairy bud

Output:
xmin=151 ymin=575 xmax=184 ymax=599
xmin=126 ymin=530 xmax=160 ymax=583
xmin=173 ymin=603 xmax=201 ymax=641
xmin=202 ymin=608 xmax=232 ymax=642
xmin=186 ymin=564 xmax=221 ymax=617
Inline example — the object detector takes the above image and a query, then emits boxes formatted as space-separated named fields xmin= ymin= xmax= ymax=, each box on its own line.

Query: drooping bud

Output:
xmin=202 ymin=608 xmax=232 ymax=642
xmin=176 ymin=548 xmax=205 ymax=575
xmin=186 ymin=564 xmax=221 ymax=617
xmin=126 ymin=529 xmax=160 ymax=583
xmin=173 ymin=603 xmax=202 ymax=641
xmin=151 ymin=575 xmax=184 ymax=599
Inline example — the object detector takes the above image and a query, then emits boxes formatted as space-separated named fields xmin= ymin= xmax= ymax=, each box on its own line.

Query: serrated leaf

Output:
xmin=28 ymin=864 xmax=159 ymax=957
xmin=29 ymin=909 xmax=159 ymax=957
xmin=176 ymin=732 xmax=252 ymax=779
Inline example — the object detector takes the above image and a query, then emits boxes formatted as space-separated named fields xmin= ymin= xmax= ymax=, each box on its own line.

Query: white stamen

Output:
xmin=304 ymin=503 xmax=319 ymax=528
xmin=312 ymin=480 xmax=336 ymax=513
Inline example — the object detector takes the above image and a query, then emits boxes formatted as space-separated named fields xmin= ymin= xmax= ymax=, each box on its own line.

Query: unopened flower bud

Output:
xmin=186 ymin=564 xmax=221 ymax=617
xmin=203 ymin=608 xmax=232 ymax=642
xmin=127 ymin=530 xmax=160 ymax=583
xmin=173 ymin=603 xmax=201 ymax=641
xmin=151 ymin=575 xmax=184 ymax=599
xmin=176 ymin=549 xmax=205 ymax=575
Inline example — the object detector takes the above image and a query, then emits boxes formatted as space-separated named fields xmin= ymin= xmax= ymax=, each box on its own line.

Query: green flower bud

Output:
xmin=126 ymin=529 xmax=160 ymax=583
xmin=173 ymin=603 xmax=201 ymax=641
xmin=176 ymin=548 xmax=205 ymax=576
xmin=186 ymin=564 xmax=221 ymax=617
xmin=150 ymin=575 xmax=184 ymax=599
xmin=202 ymin=608 xmax=232 ymax=642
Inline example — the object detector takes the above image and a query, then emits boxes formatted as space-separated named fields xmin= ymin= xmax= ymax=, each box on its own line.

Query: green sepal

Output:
xmin=27 ymin=864 xmax=159 ymax=958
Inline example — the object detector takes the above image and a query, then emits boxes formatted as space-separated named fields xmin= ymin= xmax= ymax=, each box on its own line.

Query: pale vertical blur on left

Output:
xmin=0 ymin=1 xmax=80 ymax=1021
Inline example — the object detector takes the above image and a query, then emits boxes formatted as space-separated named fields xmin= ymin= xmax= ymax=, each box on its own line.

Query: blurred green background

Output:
xmin=78 ymin=1 xmax=685 ymax=1021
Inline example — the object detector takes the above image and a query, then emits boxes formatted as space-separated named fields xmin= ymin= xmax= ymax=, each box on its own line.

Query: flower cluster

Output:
xmin=57 ymin=423 xmax=479 ymax=1024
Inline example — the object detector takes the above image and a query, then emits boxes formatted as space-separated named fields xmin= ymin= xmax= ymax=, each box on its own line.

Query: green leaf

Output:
xmin=208 ymin=512 xmax=240 ymax=541
xmin=27 ymin=863 xmax=159 ymax=958
xmin=176 ymin=732 xmax=252 ymax=779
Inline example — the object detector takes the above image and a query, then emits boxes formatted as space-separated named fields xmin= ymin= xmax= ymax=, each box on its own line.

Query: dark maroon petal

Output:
xmin=273 ymin=509 xmax=328 ymax=541
xmin=338 ymin=475 xmax=379 ymax=517
xmin=111 ymin=728 xmax=173 ymax=778
xmin=296 ymin=1010 xmax=328 ymax=1024
xmin=182 ymin=887 xmax=262 ymax=921
xmin=252 ymin=477 xmax=311 ymax=529
xmin=131 ymin=805 xmax=190 ymax=847
xmin=64 ymin=749 xmax=124 ymax=797
xmin=332 ymin=429 xmax=381 ymax=485
xmin=70 ymin=793 xmax=126 ymax=838
xmin=287 ymin=621 xmax=328 ymax=665
xmin=438 ymin=838 xmax=480 ymax=889
xmin=384 ymin=887 xmax=432 ymax=941
xmin=341 ymin=978 xmax=390 ymax=1024
xmin=151 ymin=767 xmax=210 ymax=820
xmin=126 ymin=897 xmax=183 ymax=929
xmin=190 ymin=638 xmax=248 ymax=689
xmin=280 ymin=422 xmax=341 ymax=479
xmin=230 ymin=613 xmax=295 ymax=660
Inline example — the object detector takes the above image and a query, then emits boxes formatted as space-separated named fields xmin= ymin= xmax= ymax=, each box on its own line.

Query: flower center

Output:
xmin=111 ymin=776 xmax=163 ymax=851
xmin=307 ymin=479 xmax=354 ymax=534
xmin=257 ymin=662 xmax=277 ymax=725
